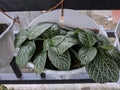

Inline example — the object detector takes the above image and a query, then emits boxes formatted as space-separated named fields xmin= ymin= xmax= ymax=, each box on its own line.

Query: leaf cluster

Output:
xmin=15 ymin=22 xmax=120 ymax=83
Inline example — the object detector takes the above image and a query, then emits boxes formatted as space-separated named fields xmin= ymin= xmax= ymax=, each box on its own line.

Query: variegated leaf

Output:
xmin=33 ymin=51 xmax=47 ymax=74
xmin=16 ymin=41 xmax=36 ymax=67
xmin=78 ymin=47 xmax=97 ymax=64
xmin=97 ymin=34 xmax=110 ymax=45
xmin=78 ymin=31 xmax=96 ymax=47
xmin=43 ymin=39 xmax=51 ymax=51
xmin=51 ymin=35 xmax=65 ymax=46
xmin=15 ymin=29 xmax=28 ymax=47
xmin=48 ymin=48 xmax=71 ymax=70
xmin=28 ymin=23 xmax=53 ymax=40
xmin=42 ymin=24 xmax=60 ymax=39
xmin=106 ymin=48 xmax=120 ymax=69
xmin=56 ymin=37 xmax=78 ymax=54
xmin=86 ymin=54 xmax=119 ymax=83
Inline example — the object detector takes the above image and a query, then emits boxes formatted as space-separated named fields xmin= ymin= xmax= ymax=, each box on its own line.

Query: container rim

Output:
xmin=0 ymin=16 xmax=14 ymax=39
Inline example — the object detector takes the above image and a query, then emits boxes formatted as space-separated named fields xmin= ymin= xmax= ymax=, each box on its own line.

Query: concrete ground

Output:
xmin=5 ymin=83 xmax=120 ymax=90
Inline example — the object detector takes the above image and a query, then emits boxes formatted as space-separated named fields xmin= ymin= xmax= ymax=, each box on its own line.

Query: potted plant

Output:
xmin=15 ymin=9 xmax=120 ymax=83
xmin=0 ymin=12 xmax=14 ymax=68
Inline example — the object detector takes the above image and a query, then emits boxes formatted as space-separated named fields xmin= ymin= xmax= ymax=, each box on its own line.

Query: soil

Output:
xmin=0 ymin=24 xmax=8 ymax=35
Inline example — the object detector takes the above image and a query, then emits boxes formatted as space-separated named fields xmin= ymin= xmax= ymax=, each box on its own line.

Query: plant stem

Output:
xmin=35 ymin=38 xmax=45 ymax=41
xmin=0 ymin=9 xmax=20 ymax=24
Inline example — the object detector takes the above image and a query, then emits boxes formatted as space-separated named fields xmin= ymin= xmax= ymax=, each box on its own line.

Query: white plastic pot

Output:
xmin=28 ymin=9 xmax=107 ymax=79
xmin=0 ymin=13 xmax=14 ymax=68
xmin=114 ymin=19 xmax=120 ymax=50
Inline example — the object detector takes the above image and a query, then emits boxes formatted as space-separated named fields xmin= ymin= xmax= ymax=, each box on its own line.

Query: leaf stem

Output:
xmin=35 ymin=38 xmax=45 ymax=41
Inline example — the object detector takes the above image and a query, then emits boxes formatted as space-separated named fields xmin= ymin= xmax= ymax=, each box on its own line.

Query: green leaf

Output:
xmin=15 ymin=29 xmax=28 ymax=47
xmin=78 ymin=47 xmax=97 ymax=64
xmin=98 ymin=45 xmax=114 ymax=50
xmin=86 ymin=54 xmax=119 ymax=83
xmin=86 ymin=63 xmax=109 ymax=83
xmin=106 ymin=48 xmax=120 ymax=69
xmin=97 ymin=34 xmax=110 ymax=45
xmin=43 ymin=39 xmax=52 ymax=51
xmin=28 ymin=23 xmax=53 ymax=40
xmin=48 ymin=48 xmax=71 ymax=70
xmin=78 ymin=31 xmax=97 ymax=47
xmin=16 ymin=41 xmax=36 ymax=68
xmin=60 ymin=29 xmax=67 ymax=35
xmin=71 ymin=49 xmax=80 ymax=61
xmin=56 ymin=37 xmax=78 ymax=54
xmin=51 ymin=35 xmax=65 ymax=46
xmin=66 ymin=31 xmax=76 ymax=37
xmin=61 ymin=25 xmax=74 ymax=31
xmin=42 ymin=24 xmax=60 ymax=39
xmin=33 ymin=51 xmax=47 ymax=74
xmin=84 ymin=29 xmax=95 ymax=35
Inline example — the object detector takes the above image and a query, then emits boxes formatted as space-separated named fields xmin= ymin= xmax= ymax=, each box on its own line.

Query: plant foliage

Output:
xmin=15 ymin=22 xmax=120 ymax=83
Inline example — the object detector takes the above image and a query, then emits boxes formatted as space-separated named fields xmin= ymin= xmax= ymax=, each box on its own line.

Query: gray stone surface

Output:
xmin=5 ymin=83 xmax=120 ymax=90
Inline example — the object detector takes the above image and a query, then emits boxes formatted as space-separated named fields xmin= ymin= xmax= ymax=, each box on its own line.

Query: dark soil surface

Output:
xmin=0 ymin=24 xmax=8 ymax=35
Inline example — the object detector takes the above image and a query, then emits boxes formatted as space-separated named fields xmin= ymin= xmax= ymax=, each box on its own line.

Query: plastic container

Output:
xmin=0 ymin=12 xmax=14 ymax=68
xmin=28 ymin=9 xmax=107 ymax=79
